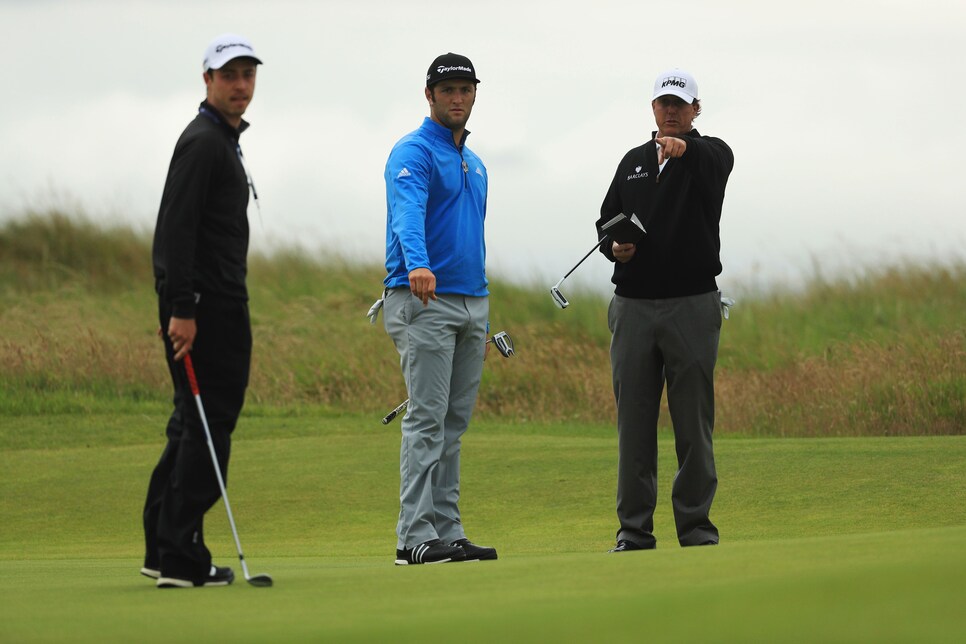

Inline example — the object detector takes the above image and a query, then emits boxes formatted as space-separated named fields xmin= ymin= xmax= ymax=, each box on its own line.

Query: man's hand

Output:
xmin=167 ymin=316 xmax=197 ymax=361
xmin=655 ymin=136 xmax=688 ymax=164
xmin=408 ymin=268 xmax=437 ymax=307
xmin=612 ymin=241 xmax=636 ymax=264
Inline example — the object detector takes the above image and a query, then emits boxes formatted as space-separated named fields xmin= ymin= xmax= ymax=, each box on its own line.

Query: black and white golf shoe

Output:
xmin=140 ymin=567 xmax=161 ymax=580
xmin=451 ymin=538 xmax=498 ymax=561
xmin=157 ymin=565 xmax=235 ymax=588
xmin=608 ymin=539 xmax=650 ymax=553
xmin=395 ymin=539 xmax=466 ymax=565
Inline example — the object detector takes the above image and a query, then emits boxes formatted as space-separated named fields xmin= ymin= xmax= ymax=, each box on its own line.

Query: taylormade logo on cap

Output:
xmin=203 ymin=33 xmax=263 ymax=71
xmin=437 ymin=65 xmax=473 ymax=75
xmin=426 ymin=52 xmax=480 ymax=87
xmin=216 ymin=42 xmax=252 ymax=54
xmin=652 ymin=68 xmax=698 ymax=102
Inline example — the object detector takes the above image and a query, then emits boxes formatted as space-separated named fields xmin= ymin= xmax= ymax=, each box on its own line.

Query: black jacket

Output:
xmin=597 ymin=129 xmax=733 ymax=299
xmin=152 ymin=101 xmax=251 ymax=318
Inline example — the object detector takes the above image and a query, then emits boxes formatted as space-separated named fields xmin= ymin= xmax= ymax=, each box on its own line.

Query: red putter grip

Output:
xmin=183 ymin=354 xmax=201 ymax=396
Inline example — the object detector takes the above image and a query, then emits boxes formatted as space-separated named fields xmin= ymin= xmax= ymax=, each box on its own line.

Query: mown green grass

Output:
xmin=1 ymin=412 xmax=964 ymax=641
xmin=2 ymin=529 xmax=964 ymax=642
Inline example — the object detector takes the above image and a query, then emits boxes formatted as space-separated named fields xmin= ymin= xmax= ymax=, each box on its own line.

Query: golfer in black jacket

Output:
xmin=142 ymin=33 xmax=262 ymax=588
xmin=597 ymin=68 xmax=734 ymax=552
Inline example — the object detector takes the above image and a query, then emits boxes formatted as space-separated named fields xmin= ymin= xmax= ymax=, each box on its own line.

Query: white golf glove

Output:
xmin=366 ymin=296 xmax=384 ymax=325
xmin=720 ymin=293 xmax=735 ymax=320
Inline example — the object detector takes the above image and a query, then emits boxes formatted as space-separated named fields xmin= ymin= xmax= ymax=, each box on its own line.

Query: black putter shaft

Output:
xmin=551 ymin=238 xmax=607 ymax=309
xmin=561 ymin=237 xmax=606 ymax=281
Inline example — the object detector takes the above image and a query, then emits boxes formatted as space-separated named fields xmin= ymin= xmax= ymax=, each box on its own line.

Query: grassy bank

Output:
xmin=1 ymin=211 xmax=964 ymax=435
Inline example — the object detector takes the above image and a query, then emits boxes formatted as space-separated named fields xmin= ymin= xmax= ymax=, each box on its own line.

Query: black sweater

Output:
xmin=152 ymin=101 xmax=251 ymax=318
xmin=597 ymin=129 xmax=733 ymax=299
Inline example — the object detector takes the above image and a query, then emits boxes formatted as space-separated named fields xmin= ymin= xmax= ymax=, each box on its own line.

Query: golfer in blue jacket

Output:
xmin=382 ymin=52 xmax=497 ymax=566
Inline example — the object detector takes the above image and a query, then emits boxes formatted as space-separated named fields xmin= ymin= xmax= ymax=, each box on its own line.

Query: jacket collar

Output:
xmin=421 ymin=116 xmax=470 ymax=148
xmin=198 ymin=100 xmax=249 ymax=138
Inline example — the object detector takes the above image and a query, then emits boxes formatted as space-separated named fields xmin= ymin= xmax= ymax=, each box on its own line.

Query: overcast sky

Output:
xmin=2 ymin=0 xmax=964 ymax=296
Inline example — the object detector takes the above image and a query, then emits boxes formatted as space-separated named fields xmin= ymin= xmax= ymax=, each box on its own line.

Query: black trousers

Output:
xmin=143 ymin=294 xmax=251 ymax=580
xmin=609 ymin=292 xmax=721 ymax=548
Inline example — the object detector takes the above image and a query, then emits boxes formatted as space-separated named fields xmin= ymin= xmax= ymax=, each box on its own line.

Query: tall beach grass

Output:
xmin=1 ymin=211 xmax=963 ymax=436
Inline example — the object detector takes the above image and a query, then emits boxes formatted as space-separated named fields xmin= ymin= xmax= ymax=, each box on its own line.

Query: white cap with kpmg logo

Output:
xmin=203 ymin=33 xmax=263 ymax=71
xmin=652 ymin=68 xmax=698 ymax=103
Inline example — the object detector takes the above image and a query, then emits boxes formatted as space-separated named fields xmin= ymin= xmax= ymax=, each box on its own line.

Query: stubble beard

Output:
xmin=433 ymin=101 xmax=472 ymax=132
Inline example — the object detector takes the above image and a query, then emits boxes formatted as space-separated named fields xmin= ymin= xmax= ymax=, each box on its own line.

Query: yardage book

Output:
xmin=601 ymin=212 xmax=646 ymax=243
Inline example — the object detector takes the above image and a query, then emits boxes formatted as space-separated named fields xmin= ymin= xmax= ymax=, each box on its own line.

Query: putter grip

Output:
xmin=183 ymin=354 xmax=201 ymax=396
xmin=381 ymin=410 xmax=398 ymax=425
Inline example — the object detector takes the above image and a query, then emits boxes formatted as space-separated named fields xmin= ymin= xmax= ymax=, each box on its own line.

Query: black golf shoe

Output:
xmin=395 ymin=539 xmax=466 ymax=565
xmin=608 ymin=539 xmax=650 ymax=553
xmin=140 ymin=567 xmax=160 ymax=580
xmin=451 ymin=538 xmax=497 ymax=561
xmin=157 ymin=565 xmax=235 ymax=588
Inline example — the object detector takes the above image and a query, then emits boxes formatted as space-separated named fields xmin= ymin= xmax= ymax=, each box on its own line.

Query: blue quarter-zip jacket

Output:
xmin=384 ymin=117 xmax=488 ymax=296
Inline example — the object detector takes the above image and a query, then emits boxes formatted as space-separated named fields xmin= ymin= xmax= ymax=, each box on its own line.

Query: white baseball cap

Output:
xmin=652 ymin=68 xmax=698 ymax=103
xmin=203 ymin=33 xmax=263 ymax=71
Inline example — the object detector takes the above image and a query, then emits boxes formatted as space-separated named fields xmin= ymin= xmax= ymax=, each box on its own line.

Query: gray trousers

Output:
xmin=384 ymin=289 xmax=488 ymax=549
xmin=608 ymin=291 xmax=721 ymax=547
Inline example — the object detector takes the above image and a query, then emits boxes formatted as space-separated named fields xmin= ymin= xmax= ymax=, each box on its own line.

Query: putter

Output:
xmin=550 ymin=238 xmax=606 ymax=309
xmin=489 ymin=330 xmax=515 ymax=358
xmin=183 ymin=354 xmax=273 ymax=587
xmin=381 ymin=331 xmax=515 ymax=425
xmin=382 ymin=398 xmax=409 ymax=425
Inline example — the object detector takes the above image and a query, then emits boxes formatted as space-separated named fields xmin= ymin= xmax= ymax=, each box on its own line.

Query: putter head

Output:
xmin=491 ymin=331 xmax=514 ymax=358
xmin=550 ymin=286 xmax=569 ymax=309
xmin=247 ymin=573 xmax=273 ymax=587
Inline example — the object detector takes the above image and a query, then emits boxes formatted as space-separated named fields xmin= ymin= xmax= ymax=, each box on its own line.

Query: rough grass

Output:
xmin=1 ymin=211 xmax=964 ymax=435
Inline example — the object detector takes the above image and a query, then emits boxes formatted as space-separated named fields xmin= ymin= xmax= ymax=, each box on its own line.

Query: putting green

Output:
xmin=1 ymin=416 xmax=964 ymax=641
